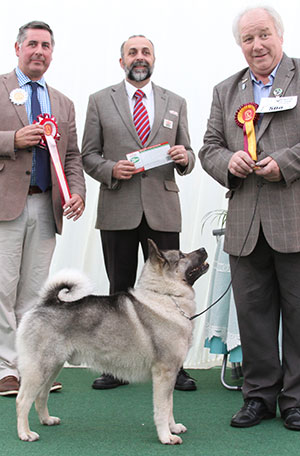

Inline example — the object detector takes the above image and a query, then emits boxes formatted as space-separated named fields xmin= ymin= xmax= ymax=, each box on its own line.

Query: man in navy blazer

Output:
xmin=82 ymin=35 xmax=195 ymax=391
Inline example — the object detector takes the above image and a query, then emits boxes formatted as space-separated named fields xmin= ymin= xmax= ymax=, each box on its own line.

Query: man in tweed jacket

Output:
xmin=200 ymin=6 xmax=300 ymax=430
xmin=82 ymin=35 xmax=195 ymax=391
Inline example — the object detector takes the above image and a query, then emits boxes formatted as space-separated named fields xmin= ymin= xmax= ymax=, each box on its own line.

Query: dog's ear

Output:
xmin=147 ymin=239 xmax=166 ymax=265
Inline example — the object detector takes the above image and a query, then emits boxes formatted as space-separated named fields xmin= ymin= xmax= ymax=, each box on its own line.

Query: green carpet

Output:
xmin=1 ymin=368 xmax=299 ymax=456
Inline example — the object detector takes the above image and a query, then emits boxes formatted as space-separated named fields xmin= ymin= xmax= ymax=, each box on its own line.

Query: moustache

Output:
xmin=130 ymin=61 xmax=150 ymax=70
xmin=30 ymin=58 xmax=45 ymax=63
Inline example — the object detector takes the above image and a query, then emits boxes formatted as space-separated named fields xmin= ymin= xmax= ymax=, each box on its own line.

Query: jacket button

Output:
xmin=141 ymin=172 xmax=146 ymax=178
xmin=26 ymin=170 xmax=31 ymax=175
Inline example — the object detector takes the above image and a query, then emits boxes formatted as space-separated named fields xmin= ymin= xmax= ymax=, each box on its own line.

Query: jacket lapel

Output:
xmin=146 ymin=83 xmax=167 ymax=146
xmin=257 ymin=53 xmax=295 ymax=141
xmin=238 ymin=68 xmax=255 ymax=106
xmin=4 ymin=70 xmax=28 ymax=127
xmin=48 ymin=85 xmax=60 ymax=121
xmin=111 ymin=81 xmax=142 ymax=146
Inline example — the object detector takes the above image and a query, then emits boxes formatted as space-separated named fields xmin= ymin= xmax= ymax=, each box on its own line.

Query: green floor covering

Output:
xmin=1 ymin=367 xmax=299 ymax=456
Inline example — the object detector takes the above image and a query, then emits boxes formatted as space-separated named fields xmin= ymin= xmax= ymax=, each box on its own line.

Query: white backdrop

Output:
xmin=1 ymin=0 xmax=299 ymax=367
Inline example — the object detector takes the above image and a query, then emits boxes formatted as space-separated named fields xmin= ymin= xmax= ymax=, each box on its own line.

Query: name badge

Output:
xmin=163 ymin=119 xmax=173 ymax=129
xmin=257 ymin=96 xmax=298 ymax=113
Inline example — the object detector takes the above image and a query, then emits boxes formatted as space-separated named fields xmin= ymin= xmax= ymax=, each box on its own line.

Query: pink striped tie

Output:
xmin=133 ymin=89 xmax=150 ymax=145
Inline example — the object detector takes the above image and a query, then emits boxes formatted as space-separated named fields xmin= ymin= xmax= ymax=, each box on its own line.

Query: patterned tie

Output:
xmin=29 ymin=81 xmax=51 ymax=191
xmin=133 ymin=89 xmax=150 ymax=145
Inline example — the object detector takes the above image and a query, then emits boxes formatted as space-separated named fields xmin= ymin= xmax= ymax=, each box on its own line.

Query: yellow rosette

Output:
xmin=235 ymin=103 xmax=259 ymax=161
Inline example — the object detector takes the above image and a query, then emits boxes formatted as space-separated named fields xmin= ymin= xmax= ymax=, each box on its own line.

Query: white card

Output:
xmin=126 ymin=142 xmax=172 ymax=173
xmin=257 ymin=96 xmax=297 ymax=113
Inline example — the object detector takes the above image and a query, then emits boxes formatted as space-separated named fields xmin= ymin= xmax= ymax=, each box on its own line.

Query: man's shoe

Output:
xmin=282 ymin=407 xmax=300 ymax=430
xmin=174 ymin=368 xmax=197 ymax=391
xmin=0 ymin=376 xmax=19 ymax=396
xmin=92 ymin=374 xmax=129 ymax=390
xmin=50 ymin=381 xmax=62 ymax=392
xmin=231 ymin=398 xmax=276 ymax=428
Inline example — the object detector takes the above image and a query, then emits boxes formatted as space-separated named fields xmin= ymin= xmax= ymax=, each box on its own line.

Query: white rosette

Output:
xmin=10 ymin=88 xmax=28 ymax=105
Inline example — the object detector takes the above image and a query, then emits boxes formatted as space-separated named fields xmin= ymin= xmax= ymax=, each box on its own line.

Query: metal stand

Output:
xmin=221 ymin=354 xmax=242 ymax=391
xmin=211 ymin=228 xmax=243 ymax=391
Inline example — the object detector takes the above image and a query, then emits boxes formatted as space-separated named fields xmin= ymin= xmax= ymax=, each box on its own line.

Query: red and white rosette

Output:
xmin=34 ymin=114 xmax=71 ymax=206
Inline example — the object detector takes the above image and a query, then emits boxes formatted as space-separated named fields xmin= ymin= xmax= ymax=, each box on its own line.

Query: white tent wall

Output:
xmin=1 ymin=0 xmax=299 ymax=367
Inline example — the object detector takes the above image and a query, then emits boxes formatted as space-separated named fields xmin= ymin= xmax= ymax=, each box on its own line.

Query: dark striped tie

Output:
xmin=133 ymin=89 xmax=150 ymax=145
xmin=29 ymin=81 xmax=51 ymax=191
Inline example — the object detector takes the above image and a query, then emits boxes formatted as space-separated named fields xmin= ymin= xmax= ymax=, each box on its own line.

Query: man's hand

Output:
xmin=112 ymin=160 xmax=136 ymax=180
xmin=255 ymin=157 xmax=282 ymax=182
xmin=63 ymin=194 xmax=85 ymax=221
xmin=169 ymin=145 xmax=188 ymax=167
xmin=14 ymin=124 xmax=45 ymax=149
xmin=228 ymin=150 xmax=255 ymax=178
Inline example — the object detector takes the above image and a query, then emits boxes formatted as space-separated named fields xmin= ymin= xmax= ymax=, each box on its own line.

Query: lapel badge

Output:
xmin=241 ymin=78 xmax=248 ymax=90
xmin=273 ymin=88 xmax=283 ymax=97
xmin=163 ymin=119 xmax=173 ymax=129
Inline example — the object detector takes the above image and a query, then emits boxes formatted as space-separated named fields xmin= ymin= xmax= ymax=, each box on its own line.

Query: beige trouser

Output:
xmin=0 ymin=192 xmax=56 ymax=380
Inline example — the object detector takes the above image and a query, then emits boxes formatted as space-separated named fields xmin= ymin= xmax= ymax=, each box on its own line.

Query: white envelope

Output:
xmin=126 ymin=142 xmax=172 ymax=173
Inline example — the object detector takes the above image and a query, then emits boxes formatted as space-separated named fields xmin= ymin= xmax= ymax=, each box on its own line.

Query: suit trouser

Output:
xmin=0 ymin=192 xmax=56 ymax=380
xmin=100 ymin=214 xmax=179 ymax=294
xmin=229 ymin=229 xmax=300 ymax=414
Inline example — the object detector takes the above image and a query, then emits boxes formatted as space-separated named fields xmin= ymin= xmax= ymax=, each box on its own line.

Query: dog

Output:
xmin=16 ymin=239 xmax=208 ymax=445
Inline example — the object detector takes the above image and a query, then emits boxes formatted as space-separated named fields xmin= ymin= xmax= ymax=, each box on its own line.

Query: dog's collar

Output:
xmin=170 ymin=297 xmax=191 ymax=320
xmin=144 ymin=289 xmax=191 ymax=320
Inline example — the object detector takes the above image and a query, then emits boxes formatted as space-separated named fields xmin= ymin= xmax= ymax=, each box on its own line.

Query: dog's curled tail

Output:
xmin=40 ymin=269 xmax=94 ymax=304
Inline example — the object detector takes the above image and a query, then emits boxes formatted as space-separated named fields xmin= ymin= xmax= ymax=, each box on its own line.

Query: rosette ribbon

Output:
xmin=235 ymin=103 xmax=259 ymax=161
xmin=34 ymin=114 xmax=71 ymax=205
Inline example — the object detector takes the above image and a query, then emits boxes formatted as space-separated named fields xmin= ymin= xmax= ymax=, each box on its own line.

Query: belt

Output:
xmin=28 ymin=186 xmax=50 ymax=195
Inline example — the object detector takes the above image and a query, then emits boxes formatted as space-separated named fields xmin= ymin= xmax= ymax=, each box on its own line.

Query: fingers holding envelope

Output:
xmin=168 ymin=145 xmax=189 ymax=167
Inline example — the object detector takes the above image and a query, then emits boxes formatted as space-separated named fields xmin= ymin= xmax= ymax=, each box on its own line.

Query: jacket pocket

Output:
xmin=164 ymin=180 xmax=179 ymax=192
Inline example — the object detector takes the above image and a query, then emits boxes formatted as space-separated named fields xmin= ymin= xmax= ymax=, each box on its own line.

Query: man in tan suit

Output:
xmin=200 ymin=6 xmax=300 ymax=430
xmin=82 ymin=35 xmax=195 ymax=391
xmin=0 ymin=21 xmax=86 ymax=396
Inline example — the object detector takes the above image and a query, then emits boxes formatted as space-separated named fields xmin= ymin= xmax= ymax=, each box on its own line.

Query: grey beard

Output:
xmin=125 ymin=63 xmax=153 ymax=82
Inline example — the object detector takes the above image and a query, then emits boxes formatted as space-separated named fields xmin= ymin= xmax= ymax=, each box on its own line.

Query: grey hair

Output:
xmin=120 ymin=35 xmax=155 ymax=59
xmin=232 ymin=5 xmax=284 ymax=45
xmin=16 ymin=21 xmax=55 ymax=47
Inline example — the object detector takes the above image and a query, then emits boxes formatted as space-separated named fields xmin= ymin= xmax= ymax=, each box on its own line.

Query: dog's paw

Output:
xmin=41 ymin=416 xmax=61 ymax=426
xmin=18 ymin=431 xmax=40 ymax=442
xmin=160 ymin=434 xmax=183 ymax=445
xmin=170 ymin=422 xmax=187 ymax=434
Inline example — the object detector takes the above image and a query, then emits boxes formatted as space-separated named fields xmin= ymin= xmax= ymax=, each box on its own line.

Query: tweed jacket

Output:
xmin=0 ymin=70 xmax=86 ymax=234
xmin=199 ymin=54 xmax=300 ymax=256
xmin=82 ymin=81 xmax=195 ymax=232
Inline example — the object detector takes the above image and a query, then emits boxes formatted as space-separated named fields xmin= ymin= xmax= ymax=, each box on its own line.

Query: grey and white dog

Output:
xmin=16 ymin=239 xmax=208 ymax=445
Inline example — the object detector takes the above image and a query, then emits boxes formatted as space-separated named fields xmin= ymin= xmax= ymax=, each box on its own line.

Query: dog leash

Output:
xmin=190 ymin=182 xmax=263 ymax=321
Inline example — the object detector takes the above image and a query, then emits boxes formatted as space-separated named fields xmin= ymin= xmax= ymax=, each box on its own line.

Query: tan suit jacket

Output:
xmin=82 ymin=81 xmax=194 ymax=232
xmin=0 ymin=70 xmax=85 ymax=234
xmin=199 ymin=54 xmax=300 ymax=255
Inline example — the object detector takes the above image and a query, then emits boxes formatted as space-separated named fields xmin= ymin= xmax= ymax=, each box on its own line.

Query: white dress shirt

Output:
xmin=124 ymin=79 xmax=154 ymax=128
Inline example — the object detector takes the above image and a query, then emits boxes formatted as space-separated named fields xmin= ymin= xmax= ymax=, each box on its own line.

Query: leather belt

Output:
xmin=28 ymin=186 xmax=49 ymax=195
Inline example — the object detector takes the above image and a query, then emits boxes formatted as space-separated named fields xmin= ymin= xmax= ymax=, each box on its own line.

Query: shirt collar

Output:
xmin=124 ymin=79 xmax=153 ymax=99
xmin=250 ymin=62 xmax=280 ymax=87
xmin=15 ymin=67 xmax=46 ymax=88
